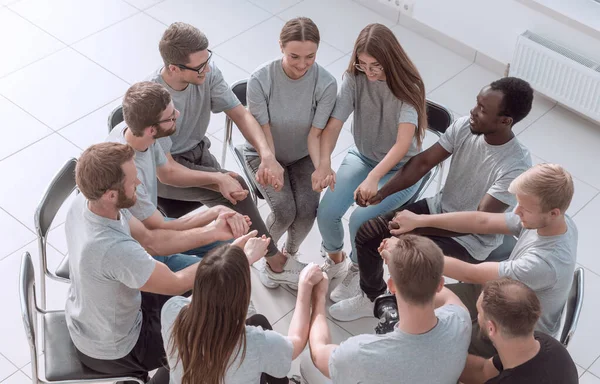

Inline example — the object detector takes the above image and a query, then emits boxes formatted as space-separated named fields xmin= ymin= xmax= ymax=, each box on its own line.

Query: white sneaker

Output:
xmin=329 ymin=293 xmax=374 ymax=322
xmin=282 ymin=243 xmax=301 ymax=260
xmin=330 ymin=263 xmax=360 ymax=303
xmin=246 ymin=299 xmax=257 ymax=318
xmin=256 ymin=258 xmax=280 ymax=289
xmin=265 ymin=256 xmax=307 ymax=290
xmin=322 ymin=253 xmax=350 ymax=281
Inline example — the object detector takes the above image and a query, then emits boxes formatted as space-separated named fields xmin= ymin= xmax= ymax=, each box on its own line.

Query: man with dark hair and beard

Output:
xmin=330 ymin=77 xmax=535 ymax=322
xmin=460 ymin=278 xmax=578 ymax=384
xmin=107 ymin=81 xmax=252 ymax=271
xmin=65 ymin=142 xmax=251 ymax=383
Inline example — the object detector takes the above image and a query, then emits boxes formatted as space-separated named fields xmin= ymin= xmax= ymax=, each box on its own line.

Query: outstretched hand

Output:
xmin=388 ymin=210 xmax=419 ymax=236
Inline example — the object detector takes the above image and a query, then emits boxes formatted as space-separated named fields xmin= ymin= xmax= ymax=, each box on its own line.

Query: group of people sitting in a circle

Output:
xmin=63 ymin=16 xmax=579 ymax=384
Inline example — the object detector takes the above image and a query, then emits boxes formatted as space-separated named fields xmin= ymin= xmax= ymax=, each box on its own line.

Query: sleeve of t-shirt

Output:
xmin=486 ymin=169 xmax=526 ymax=207
xmin=258 ymin=330 xmax=294 ymax=378
xmin=153 ymin=142 xmax=167 ymax=167
xmin=438 ymin=116 xmax=469 ymax=153
xmin=498 ymin=251 xmax=558 ymax=291
xmin=330 ymin=73 xmax=355 ymax=123
xmin=312 ymin=76 xmax=338 ymax=129
xmin=329 ymin=337 xmax=363 ymax=383
xmin=208 ymin=62 xmax=242 ymax=113
xmin=492 ymin=354 xmax=504 ymax=372
xmin=504 ymin=212 xmax=523 ymax=237
xmin=102 ymin=240 xmax=156 ymax=289
xmin=157 ymin=136 xmax=173 ymax=155
xmin=398 ymin=102 xmax=419 ymax=127
xmin=247 ymin=70 xmax=270 ymax=126
xmin=128 ymin=183 xmax=156 ymax=221
xmin=161 ymin=296 xmax=190 ymax=336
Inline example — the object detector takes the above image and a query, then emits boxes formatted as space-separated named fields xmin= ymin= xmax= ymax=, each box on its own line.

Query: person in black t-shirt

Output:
xmin=460 ymin=277 xmax=578 ymax=384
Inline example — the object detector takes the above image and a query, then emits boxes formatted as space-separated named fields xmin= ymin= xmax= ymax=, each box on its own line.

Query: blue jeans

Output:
xmin=153 ymin=218 xmax=229 ymax=272
xmin=317 ymin=147 xmax=421 ymax=263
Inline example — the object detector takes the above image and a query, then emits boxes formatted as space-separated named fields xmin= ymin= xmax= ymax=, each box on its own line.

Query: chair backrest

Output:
xmin=426 ymin=99 xmax=453 ymax=136
xmin=19 ymin=251 xmax=40 ymax=382
xmin=108 ymin=104 xmax=124 ymax=133
xmin=231 ymin=80 xmax=248 ymax=107
xmin=34 ymin=158 xmax=78 ymax=239
xmin=560 ymin=267 xmax=584 ymax=346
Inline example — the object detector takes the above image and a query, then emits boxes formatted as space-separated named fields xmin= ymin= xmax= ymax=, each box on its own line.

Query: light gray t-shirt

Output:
xmin=151 ymin=62 xmax=241 ymax=155
xmin=329 ymin=305 xmax=471 ymax=384
xmin=331 ymin=72 xmax=420 ymax=163
xmin=427 ymin=116 xmax=532 ymax=260
xmin=499 ymin=212 xmax=578 ymax=336
xmin=65 ymin=193 xmax=157 ymax=359
xmin=161 ymin=296 xmax=293 ymax=383
xmin=245 ymin=59 xmax=337 ymax=165
xmin=107 ymin=126 xmax=167 ymax=221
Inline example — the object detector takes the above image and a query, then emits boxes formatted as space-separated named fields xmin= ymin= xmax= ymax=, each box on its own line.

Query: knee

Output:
xmin=234 ymin=174 xmax=250 ymax=191
xmin=317 ymin=198 xmax=340 ymax=224
xmin=272 ymin=203 xmax=296 ymax=228
xmin=354 ymin=217 xmax=383 ymax=248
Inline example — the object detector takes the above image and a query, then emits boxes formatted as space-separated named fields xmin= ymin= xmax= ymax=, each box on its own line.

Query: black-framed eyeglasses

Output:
xmin=154 ymin=110 xmax=177 ymax=126
xmin=174 ymin=49 xmax=213 ymax=74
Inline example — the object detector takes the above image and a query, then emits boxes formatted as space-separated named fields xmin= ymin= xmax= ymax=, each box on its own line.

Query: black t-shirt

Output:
xmin=485 ymin=332 xmax=578 ymax=384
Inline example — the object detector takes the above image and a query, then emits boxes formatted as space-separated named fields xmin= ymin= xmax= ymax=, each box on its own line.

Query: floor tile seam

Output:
xmin=0 ymin=206 xmax=36 ymax=251
xmin=571 ymin=190 xmax=600 ymax=219
xmin=426 ymin=61 xmax=478 ymax=98
xmin=0 ymin=351 xmax=20 ymax=375
xmin=272 ymin=14 xmax=350 ymax=56
xmin=67 ymin=8 xmax=142 ymax=47
xmin=70 ymin=47 xmax=132 ymax=85
xmin=515 ymin=103 xmax=558 ymax=138
xmin=271 ymin=307 xmax=295 ymax=326
xmin=0 ymin=238 xmax=36 ymax=262
xmin=528 ymin=151 xmax=600 ymax=193
xmin=0 ymin=130 xmax=55 ymax=163
xmin=207 ymin=14 xmax=280 ymax=51
xmin=122 ymin=0 xmax=166 ymax=12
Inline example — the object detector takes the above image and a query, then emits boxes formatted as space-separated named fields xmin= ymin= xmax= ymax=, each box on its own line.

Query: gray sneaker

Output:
xmin=330 ymin=263 xmax=360 ymax=303
xmin=322 ymin=253 xmax=350 ymax=281
xmin=265 ymin=256 xmax=307 ymax=290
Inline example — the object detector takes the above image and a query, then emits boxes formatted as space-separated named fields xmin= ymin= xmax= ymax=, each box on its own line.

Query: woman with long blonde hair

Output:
xmin=161 ymin=233 xmax=325 ymax=384
xmin=315 ymin=23 xmax=428 ymax=307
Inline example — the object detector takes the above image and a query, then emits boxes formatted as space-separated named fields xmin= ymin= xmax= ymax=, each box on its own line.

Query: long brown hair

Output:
xmin=169 ymin=245 xmax=251 ymax=384
xmin=347 ymin=23 xmax=427 ymax=147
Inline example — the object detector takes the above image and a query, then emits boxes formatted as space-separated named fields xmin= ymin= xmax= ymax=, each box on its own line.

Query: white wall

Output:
xmin=411 ymin=0 xmax=600 ymax=65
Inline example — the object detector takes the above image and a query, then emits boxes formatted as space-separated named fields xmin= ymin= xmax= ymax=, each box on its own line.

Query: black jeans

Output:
xmin=157 ymin=137 xmax=279 ymax=257
xmin=245 ymin=314 xmax=289 ymax=384
xmin=76 ymin=292 xmax=172 ymax=384
xmin=355 ymin=199 xmax=476 ymax=301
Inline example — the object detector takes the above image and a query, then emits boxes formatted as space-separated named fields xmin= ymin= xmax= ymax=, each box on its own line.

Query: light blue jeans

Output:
xmin=317 ymin=147 xmax=421 ymax=263
xmin=153 ymin=218 xmax=229 ymax=272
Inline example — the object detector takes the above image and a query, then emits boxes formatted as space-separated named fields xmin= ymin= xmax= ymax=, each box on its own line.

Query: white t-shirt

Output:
xmin=161 ymin=296 xmax=294 ymax=383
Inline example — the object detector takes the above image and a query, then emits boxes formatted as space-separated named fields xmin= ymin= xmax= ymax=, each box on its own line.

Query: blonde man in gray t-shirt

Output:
xmin=391 ymin=164 xmax=577 ymax=358
xmin=244 ymin=18 xmax=338 ymax=289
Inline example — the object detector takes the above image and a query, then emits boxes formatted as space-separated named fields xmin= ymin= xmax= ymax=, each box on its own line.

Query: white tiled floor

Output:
xmin=0 ymin=0 xmax=599 ymax=382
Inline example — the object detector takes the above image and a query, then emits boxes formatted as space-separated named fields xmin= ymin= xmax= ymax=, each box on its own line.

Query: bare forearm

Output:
xmin=309 ymin=296 xmax=331 ymax=350
xmin=369 ymin=140 xmax=410 ymax=181
xmin=235 ymin=111 xmax=273 ymax=157
xmin=144 ymin=227 xmax=220 ymax=256
xmin=317 ymin=119 xmax=343 ymax=168
xmin=288 ymin=288 xmax=312 ymax=359
xmin=162 ymin=209 xmax=218 ymax=231
xmin=160 ymin=165 xmax=222 ymax=189
xmin=444 ymin=257 xmax=500 ymax=284
xmin=460 ymin=355 xmax=495 ymax=384
xmin=415 ymin=211 xmax=494 ymax=235
xmin=261 ymin=124 xmax=276 ymax=154
xmin=307 ymin=131 xmax=321 ymax=168
xmin=378 ymin=155 xmax=431 ymax=200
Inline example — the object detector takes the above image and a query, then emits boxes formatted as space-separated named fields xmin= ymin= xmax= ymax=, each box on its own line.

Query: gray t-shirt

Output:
xmin=107 ymin=126 xmax=167 ymax=221
xmin=427 ymin=116 xmax=532 ymax=260
xmin=150 ymin=63 xmax=241 ymax=155
xmin=329 ymin=305 xmax=471 ymax=384
xmin=65 ymin=193 xmax=157 ymax=359
xmin=161 ymin=296 xmax=293 ymax=383
xmin=499 ymin=212 xmax=578 ymax=336
xmin=331 ymin=72 xmax=420 ymax=163
xmin=245 ymin=59 xmax=337 ymax=165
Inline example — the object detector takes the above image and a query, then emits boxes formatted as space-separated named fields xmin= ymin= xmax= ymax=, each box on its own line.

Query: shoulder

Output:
xmin=314 ymin=63 xmax=336 ymax=85
xmin=251 ymin=59 xmax=278 ymax=78
xmin=147 ymin=67 xmax=163 ymax=83
xmin=437 ymin=304 xmax=472 ymax=328
xmin=161 ymin=296 xmax=190 ymax=327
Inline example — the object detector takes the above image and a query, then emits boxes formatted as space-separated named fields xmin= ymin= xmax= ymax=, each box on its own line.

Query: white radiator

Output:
xmin=510 ymin=31 xmax=600 ymax=123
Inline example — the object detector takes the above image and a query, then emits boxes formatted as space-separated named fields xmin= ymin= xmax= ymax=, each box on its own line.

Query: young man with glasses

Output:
xmin=107 ymin=81 xmax=252 ymax=272
xmin=150 ymin=22 xmax=306 ymax=288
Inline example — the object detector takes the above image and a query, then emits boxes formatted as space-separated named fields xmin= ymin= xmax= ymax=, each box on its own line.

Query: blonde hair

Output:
xmin=508 ymin=163 xmax=574 ymax=213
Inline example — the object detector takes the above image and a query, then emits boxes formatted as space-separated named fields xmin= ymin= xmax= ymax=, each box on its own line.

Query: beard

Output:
xmin=469 ymin=127 xmax=484 ymax=136
xmin=115 ymin=186 xmax=137 ymax=209
xmin=153 ymin=124 xmax=176 ymax=139
xmin=478 ymin=323 xmax=491 ymax=343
